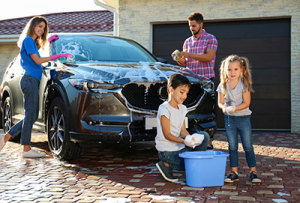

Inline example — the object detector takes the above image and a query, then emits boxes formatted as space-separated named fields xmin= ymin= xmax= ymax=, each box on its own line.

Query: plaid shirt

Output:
xmin=183 ymin=29 xmax=218 ymax=79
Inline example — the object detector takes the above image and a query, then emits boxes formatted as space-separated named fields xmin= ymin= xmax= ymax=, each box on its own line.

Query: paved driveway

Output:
xmin=0 ymin=131 xmax=299 ymax=203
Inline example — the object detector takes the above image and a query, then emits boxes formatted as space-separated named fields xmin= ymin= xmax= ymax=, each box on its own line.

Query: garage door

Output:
xmin=153 ymin=18 xmax=291 ymax=130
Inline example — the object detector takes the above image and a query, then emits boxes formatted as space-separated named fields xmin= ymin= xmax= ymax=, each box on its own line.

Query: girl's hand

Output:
xmin=223 ymin=106 xmax=236 ymax=114
xmin=51 ymin=53 xmax=73 ymax=61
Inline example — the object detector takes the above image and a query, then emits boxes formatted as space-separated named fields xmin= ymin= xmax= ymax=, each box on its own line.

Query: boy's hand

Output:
xmin=184 ymin=135 xmax=193 ymax=147
xmin=184 ymin=134 xmax=204 ymax=148
xmin=191 ymin=133 xmax=204 ymax=146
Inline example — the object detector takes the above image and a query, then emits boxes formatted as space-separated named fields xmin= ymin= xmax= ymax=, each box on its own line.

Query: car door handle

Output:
xmin=10 ymin=73 xmax=14 ymax=78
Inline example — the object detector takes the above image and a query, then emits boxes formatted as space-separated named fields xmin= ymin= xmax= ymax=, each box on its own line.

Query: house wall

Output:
xmin=117 ymin=0 xmax=300 ymax=133
xmin=0 ymin=44 xmax=19 ymax=83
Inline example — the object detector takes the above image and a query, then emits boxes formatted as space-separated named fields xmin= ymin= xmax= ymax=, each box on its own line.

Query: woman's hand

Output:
xmin=48 ymin=35 xmax=59 ymax=43
xmin=51 ymin=53 xmax=73 ymax=61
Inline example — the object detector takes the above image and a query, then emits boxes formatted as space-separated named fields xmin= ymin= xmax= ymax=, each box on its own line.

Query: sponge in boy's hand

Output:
xmin=191 ymin=133 xmax=204 ymax=145
xmin=184 ymin=133 xmax=204 ymax=148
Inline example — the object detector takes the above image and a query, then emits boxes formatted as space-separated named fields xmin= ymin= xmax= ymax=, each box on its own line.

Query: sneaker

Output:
xmin=0 ymin=135 xmax=6 ymax=151
xmin=207 ymin=144 xmax=214 ymax=151
xmin=224 ymin=171 xmax=239 ymax=183
xmin=249 ymin=171 xmax=261 ymax=183
xmin=23 ymin=149 xmax=46 ymax=158
xmin=156 ymin=161 xmax=178 ymax=182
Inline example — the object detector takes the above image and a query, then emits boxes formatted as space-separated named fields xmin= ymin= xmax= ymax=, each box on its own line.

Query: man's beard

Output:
xmin=192 ymin=26 xmax=202 ymax=36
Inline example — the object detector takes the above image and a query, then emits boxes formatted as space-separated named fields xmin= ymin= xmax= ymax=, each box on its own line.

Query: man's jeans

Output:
xmin=8 ymin=75 xmax=40 ymax=145
xmin=224 ymin=115 xmax=256 ymax=168
xmin=158 ymin=131 xmax=209 ymax=171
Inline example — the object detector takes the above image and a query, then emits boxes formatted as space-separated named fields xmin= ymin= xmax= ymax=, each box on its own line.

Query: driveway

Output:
xmin=0 ymin=131 xmax=299 ymax=202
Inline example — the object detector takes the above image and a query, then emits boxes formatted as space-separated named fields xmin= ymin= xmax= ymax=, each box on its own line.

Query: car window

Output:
xmin=51 ymin=35 xmax=157 ymax=63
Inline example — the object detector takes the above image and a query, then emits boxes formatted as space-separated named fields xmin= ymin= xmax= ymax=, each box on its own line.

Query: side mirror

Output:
xmin=156 ymin=57 xmax=167 ymax=64
xmin=42 ymin=61 xmax=52 ymax=68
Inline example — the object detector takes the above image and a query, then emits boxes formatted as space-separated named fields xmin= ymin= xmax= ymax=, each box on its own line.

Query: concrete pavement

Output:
xmin=0 ymin=131 xmax=299 ymax=203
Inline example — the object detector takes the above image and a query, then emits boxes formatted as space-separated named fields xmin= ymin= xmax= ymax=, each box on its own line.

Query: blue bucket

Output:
xmin=179 ymin=151 xmax=229 ymax=187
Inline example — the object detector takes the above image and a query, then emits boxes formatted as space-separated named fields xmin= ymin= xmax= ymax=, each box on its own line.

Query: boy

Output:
xmin=155 ymin=74 xmax=209 ymax=182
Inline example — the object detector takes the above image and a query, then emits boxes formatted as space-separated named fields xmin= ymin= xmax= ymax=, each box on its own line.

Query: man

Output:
xmin=172 ymin=12 xmax=218 ymax=150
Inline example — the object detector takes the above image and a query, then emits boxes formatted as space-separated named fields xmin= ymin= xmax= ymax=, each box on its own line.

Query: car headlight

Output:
xmin=203 ymin=81 xmax=214 ymax=93
xmin=69 ymin=79 xmax=121 ymax=92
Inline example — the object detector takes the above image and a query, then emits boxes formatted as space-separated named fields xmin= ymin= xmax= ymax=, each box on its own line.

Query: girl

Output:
xmin=155 ymin=74 xmax=209 ymax=182
xmin=217 ymin=55 xmax=261 ymax=183
xmin=0 ymin=16 xmax=71 ymax=158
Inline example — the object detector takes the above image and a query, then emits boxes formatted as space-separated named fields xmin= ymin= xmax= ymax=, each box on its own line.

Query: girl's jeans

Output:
xmin=224 ymin=115 xmax=256 ymax=168
xmin=8 ymin=75 xmax=40 ymax=145
xmin=158 ymin=131 xmax=210 ymax=171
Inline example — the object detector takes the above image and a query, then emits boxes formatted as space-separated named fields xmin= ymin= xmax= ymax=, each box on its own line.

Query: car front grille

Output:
xmin=121 ymin=82 xmax=203 ymax=111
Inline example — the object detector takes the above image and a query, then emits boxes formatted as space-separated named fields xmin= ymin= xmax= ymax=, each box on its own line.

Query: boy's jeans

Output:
xmin=158 ymin=131 xmax=210 ymax=171
xmin=224 ymin=115 xmax=256 ymax=168
xmin=8 ymin=75 xmax=40 ymax=145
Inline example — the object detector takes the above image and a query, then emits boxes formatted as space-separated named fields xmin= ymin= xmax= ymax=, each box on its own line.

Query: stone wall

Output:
xmin=0 ymin=44 xmax=19 ymax=84
xmin=117 ymin=0 xmax=300 ymax=132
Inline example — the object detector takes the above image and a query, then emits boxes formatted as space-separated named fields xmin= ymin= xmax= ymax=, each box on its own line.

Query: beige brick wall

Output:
xmin=0 ymin=44 xmax=19 ymax=84
xmin=117 ymin=0 xmax=300 ymax=132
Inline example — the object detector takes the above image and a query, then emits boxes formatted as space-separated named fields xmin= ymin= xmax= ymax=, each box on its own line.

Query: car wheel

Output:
xmin=0 ymin=103 xmax=2 ymax=129
xmin=2 ymin=97 xmax=20 ymax=141
xmin=47 ymin=97 xmax=82 ymax=160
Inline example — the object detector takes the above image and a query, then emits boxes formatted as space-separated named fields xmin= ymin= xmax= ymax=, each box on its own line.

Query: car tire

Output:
xmin=2 ymin=97 xmax=20 ymax=141
xmin=0 ymin=104 xmax=2 ymax=129
xmin=47 ymin=97 xmax=82 ymax=160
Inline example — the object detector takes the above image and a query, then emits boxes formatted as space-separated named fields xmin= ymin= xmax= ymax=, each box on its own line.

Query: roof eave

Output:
xmin=0 ymin=32 xmax=114 ymax=44
xmin=0 ymin=34 xmax=19 ymax=44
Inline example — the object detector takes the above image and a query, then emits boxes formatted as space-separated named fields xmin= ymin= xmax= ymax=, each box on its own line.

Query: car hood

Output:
xmin=61 ymin=61 xmax=209 ymax=85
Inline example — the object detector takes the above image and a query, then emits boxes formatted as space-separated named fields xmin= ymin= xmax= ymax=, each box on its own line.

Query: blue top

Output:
xmin=20 ymin=35 xmax=43 ymax=81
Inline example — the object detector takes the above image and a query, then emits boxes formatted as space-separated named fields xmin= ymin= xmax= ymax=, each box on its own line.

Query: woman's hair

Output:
xmin=219 ymin=54 xmax=254 ymax=96
xmin=17 ymin=16 xmax=49 ymax=50
xmin=167 ymin=74 xmax=191 ymax=93
xmin=188 ymin=12 xmax=204 ymax=24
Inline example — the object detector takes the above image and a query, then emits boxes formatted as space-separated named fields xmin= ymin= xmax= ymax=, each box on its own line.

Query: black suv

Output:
xmin=1 ymin=34 xmax=217 ymax=160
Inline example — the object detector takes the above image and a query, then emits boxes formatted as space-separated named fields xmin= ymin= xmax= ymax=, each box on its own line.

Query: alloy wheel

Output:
xmin=3 ymin=98 xmax=12 ymax=134
xmin=49 ymin=106 xmax=65 ymax=153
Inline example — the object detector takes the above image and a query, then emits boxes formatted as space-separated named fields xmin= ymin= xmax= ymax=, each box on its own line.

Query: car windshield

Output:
xmin=51 ymin=35 xmax=157 ymax=63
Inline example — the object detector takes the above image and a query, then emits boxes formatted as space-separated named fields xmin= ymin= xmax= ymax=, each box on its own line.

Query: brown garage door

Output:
xmin=153 ymin=18 xmax=291 ymax=130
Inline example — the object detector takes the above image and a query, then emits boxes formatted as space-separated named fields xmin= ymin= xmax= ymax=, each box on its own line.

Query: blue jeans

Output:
xmin=224 ymin=115 xmax=256 ymax=168
xmin=8 ymin=75 xmax=40 ymax=145
xmin=157 ymin=131 xmax=209 ymax=171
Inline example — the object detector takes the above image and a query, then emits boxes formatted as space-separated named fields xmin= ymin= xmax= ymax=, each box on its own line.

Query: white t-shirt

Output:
xmin=216 ymin=79 xmax=252 ymax=116
xmin=155 ymin=101 xmax=187 ymax=151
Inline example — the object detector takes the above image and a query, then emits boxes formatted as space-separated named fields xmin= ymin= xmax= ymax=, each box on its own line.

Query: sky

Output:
xmin=0 ymin=0 xmax=105 ymax=21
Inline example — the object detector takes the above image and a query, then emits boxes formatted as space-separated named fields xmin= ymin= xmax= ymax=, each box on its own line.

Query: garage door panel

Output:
xmin=213 ymin=69 xmax=290 ymax=88
xmin=251 ymin=99 xmax=290 ymax=115
xmin=251 ymin=115 xmax=291 ymax=129
xmin=153 ymin=41 xmax=183 ymax=56
xmin=205 ymin=19 xmax=290 ymax=39
xmin=251 ymin=84 xmax=290 ymax=99
xmin=215 ymin=53 xmax=290 ymax=69
xmin=217 ymin=37 xmax=290 ymax=54
xmin=217 ymin=114 xmax=290 ymax=129
xmin=251 ymin=68 xmax=290 ymax=84
xmin=153 ymin=23 xmax=189 ymax=41
xmin=216 ymin=99 xmax=289 ymax=115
